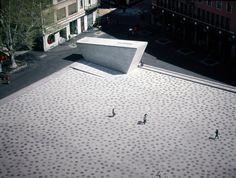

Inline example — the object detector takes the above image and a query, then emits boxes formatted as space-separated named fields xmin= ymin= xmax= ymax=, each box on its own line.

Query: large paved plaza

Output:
xmin=0 ymin=61 xmax=236 ymax=178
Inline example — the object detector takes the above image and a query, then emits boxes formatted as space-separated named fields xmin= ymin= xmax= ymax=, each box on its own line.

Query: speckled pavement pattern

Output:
xmin=0 ymin=62 xmax=236 ymax=178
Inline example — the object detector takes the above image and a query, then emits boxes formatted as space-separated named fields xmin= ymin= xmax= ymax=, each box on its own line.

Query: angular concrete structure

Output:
xmin=77 ymin=37 xmax=148 ymax=73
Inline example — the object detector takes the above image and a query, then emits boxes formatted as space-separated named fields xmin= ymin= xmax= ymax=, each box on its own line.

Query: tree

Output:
xmin=0 ymin=0 xmax=52 ymax=68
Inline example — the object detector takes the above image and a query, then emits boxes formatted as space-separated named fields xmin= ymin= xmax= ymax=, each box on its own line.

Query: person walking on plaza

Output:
xmin=143 ymin=113 xmax=147 ymax=124
xmin=112 ymin=108 xmax=116 ymax=117
xmin=107 ymin=108 xmax=116 ymax=118
xmin=215 ymin=129 xmax=219 ymax=139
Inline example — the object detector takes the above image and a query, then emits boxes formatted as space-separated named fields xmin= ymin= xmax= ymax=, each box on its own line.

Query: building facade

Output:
xmin=101 ymin=0 xmax=142 ymax=6
xmin=42 ymin=0 xmax=99 ymax=51
xmin=151 ymin=0 xmax=236 ymax=59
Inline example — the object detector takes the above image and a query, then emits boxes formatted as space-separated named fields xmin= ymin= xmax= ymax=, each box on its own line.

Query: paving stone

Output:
xmin=0 ymin=63 xmax=236 ymax=177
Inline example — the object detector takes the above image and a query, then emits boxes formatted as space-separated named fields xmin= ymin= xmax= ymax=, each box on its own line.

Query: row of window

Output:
xmin=157 ymin=0 xmax=231 ymax=30
xmin=196 ymin=8 xmax=230 ymax=30
xmin=43 ymin=2 xmax=80 ymax=25
xmin=158 ymin=0 xmax=233 ymax=14
xmin=200 ymin=0 xmax=233 ymax=13
xmin=57 ymin=2 xmax=82 ymax=21
xmin=47 ymin=0 xmax=95 ymax=25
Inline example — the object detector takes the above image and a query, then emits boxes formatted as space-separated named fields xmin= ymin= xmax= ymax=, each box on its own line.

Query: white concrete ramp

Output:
xmin=70 ymin=60 xmax=123 ymax=78
xmin=77 ymin=37 xmax=147 ymax=73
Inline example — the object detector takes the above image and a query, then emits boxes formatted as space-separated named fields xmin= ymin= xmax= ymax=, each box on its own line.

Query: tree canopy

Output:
xmin=0 ymin=0 xmax=52 ymax=67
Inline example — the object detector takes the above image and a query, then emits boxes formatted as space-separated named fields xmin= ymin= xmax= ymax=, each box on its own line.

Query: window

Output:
xmin=176 ymin=0 xmax=179 ymax=11
xmin=216 ymin=1 xmax=222 ymax=9
xmin=184 ymin=4 xmax=187 ymax=14
xmin=163 ymin=0 xmax=167 ymax=8
xmin=211 ymin=13 xmax=215 ymax=25
xmin=57 ymin=7 xmax=66 ymax=21
xmin=202 ymin=9 xmax=205 ymax=21
xmin=188 ymin=5 xmax=193 ymax=16
xmin=180 ymin=2 xmax=183 ymax=13
xmin=197 ymin=8 xmax=201 ymax=19
xmin=225 ymin=18 xmax=230 ymax=30
xmin=216 ymin=14 xmax=219 ymax=26
xmin=192 ymin=6 xmax=196 ymax=18
xmin=167 ymin=0 xmax=171 ymax=9
xmin=80 ymin=0 xmax=83 ymax=8
xmin=68 ymin=3 xmax=77 ymax=15
xmin=206 ymin=11 xmax=210 ymax=23
xmin=226 ymin=2 xmax=233 ymax=13
xmin=207 ymin=0 xmax=212 ymax=6
xmin=220 ymin=16 xmax=225 ymax=28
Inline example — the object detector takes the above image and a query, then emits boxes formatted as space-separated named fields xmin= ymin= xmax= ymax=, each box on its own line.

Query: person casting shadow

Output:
xmin=215 ymin=129 xmax=219 ymax=139
xmin=137 ymin=113 xmax=147 ymax=125
xmin=107 ymin=108 xmax=116 ymax=118
xmin=209 ymin=129 xmax=219 ymax=140
xmin=143 ymin=113 xmax=147 ymax=124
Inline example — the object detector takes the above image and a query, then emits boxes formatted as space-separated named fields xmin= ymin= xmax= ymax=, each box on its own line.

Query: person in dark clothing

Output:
xmin=215 ymin=129 xmax=219 ymax=139
xmin=143 ymin=113 xmax=147 ymax=124
xmin=112 ymin=108 xmax=116 ymax=117
xmin=108 ymin=108 xmax=116 ymax=118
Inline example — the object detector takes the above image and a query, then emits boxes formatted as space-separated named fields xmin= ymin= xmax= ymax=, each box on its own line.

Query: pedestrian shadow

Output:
xmin=63 ymin=54 xmax=83 ymax=62
xmin=137 ymin=121 xmax=144 ymax=125
xmin=107 ymin=115 xmax=115 ymax=118
xmin=209 ymin=137 xmax=216 ymax=140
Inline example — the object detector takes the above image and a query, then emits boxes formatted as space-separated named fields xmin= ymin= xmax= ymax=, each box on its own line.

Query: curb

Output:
xmin=142 ymin=64 xmax=236 ymax=94
xmin=9 ymin=62 xmax=28 ymax=74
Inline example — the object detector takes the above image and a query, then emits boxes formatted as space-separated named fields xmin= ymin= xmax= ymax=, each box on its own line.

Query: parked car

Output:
xmin=0 ymin=51 xmax=9 ymax=62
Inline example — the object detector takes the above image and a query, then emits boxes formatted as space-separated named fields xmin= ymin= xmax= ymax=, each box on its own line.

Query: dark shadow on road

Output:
xmin=63 ymin=54 xmax=83 ymax=62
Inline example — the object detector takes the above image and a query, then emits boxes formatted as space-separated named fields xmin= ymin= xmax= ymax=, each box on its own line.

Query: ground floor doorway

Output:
xmin=81 ymin=17 xmax=85 ymax=32
xmin=70 ymin=20 xmax=77 ymax=35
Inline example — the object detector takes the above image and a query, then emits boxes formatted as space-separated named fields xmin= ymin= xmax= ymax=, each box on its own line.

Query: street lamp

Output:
xmin=172 ymin=13 xmax=175 ymax=17
xmin=194 ymin=21 xmax=197 ymax=25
